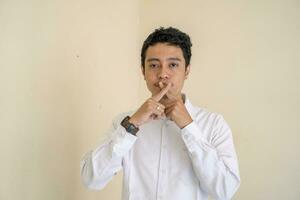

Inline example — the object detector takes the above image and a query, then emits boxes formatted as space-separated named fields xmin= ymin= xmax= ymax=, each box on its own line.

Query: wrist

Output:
xmin=121 ymin=116 xmax=139 ymax=136
xmin=180 ymin=117 xmax=193 ymax=129
xmin=129 ymin=115 xmax=140 ymax=127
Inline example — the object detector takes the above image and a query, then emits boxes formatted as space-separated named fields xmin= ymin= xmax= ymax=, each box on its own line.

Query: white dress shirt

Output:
xmin=80 ymin=95 xmax=240 ymax=200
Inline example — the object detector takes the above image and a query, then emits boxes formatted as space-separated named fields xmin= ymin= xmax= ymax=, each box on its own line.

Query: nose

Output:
xmin=158 ymin=66 xmax=170 ymax=80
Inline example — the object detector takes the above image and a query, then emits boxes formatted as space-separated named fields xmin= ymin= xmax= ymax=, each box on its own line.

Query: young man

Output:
xmin=80 ymin=27 xmax=240 ymax=200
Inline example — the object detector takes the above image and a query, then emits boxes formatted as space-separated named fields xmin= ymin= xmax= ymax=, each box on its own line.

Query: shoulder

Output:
xmin=191 ymin=105 xmax=233 ymax=141
xmin=185 ymin=96 xmax=225 ymax=126
xmin=190 ymin=104 xmax=230 ymax=130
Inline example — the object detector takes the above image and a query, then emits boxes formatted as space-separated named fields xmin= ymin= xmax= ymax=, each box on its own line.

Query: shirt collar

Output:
xmin=182 ymin=93 xmax=196 ymax=120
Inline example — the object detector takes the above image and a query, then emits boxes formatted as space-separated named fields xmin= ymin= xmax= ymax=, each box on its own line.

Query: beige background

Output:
xmin=0 ymin=0 xmax=299 ymax=199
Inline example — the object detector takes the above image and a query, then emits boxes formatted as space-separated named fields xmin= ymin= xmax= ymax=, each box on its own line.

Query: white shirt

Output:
xmin=80 ymin=95 xmax=240 ymax=200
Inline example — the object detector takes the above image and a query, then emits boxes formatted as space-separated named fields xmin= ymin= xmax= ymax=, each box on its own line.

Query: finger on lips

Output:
xmin=159 ymin=81 xmax=164 ymax=89
xmin=158 ymin=81 xmax=178 ymax=101
xmin=152 ymin=82 xmax=172 ymax=102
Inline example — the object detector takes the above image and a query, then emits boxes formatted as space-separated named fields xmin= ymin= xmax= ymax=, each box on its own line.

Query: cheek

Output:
xmin=144 ymin=75 xmax=157 ymax=89
xmin=171 ymin=77 xmax=185 ymax=91
xmin=145 ymin=77 xmax=156 ymax=85
xmin=145 ymin=70 xmax=155 ymax=79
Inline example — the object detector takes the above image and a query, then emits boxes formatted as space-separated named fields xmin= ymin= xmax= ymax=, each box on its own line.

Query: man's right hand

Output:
xmin=129 ymin=82 xmax=172 ymax=127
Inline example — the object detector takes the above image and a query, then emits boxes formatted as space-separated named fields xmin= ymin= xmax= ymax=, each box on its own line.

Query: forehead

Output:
xmin=145 ymin=43 xmax=184 ymax=61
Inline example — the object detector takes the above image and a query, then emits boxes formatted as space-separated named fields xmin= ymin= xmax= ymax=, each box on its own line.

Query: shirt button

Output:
xmin=184 ymin=134 xmax=189 ymax=140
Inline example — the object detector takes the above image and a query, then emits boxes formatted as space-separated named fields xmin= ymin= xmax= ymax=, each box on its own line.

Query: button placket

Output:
xmin=156 ymin=122 xmax=168 ymax=200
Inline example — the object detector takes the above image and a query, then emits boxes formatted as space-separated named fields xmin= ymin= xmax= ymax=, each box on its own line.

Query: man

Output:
xmin=80 ymin=27 xmax=240 ymax=200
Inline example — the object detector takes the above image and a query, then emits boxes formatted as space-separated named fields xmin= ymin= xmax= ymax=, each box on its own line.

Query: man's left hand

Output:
xmin=162 ymin=96 xmax=193 ymax=129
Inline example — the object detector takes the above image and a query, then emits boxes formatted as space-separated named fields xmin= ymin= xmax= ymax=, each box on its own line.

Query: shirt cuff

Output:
xmin=181 ymin=121 xmax=205 ymax=153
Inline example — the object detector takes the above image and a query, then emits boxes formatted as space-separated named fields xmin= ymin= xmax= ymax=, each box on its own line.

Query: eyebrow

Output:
xmin=146 ymin=58 xmax=160 ymax=62
xmin=168 ymin=57 xmax=182 ymax=62
xmin=146 ymin=57 xmax=182 ymax=62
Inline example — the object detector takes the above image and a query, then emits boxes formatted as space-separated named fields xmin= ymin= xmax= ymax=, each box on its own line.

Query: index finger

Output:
xmin=152 ymin=82 xmax=172 ymax=102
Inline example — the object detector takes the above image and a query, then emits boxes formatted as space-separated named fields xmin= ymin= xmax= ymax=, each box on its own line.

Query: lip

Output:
xmin=154 ymin=81 xmax=170 ymax=87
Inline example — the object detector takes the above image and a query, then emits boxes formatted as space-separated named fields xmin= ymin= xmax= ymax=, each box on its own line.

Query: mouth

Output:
xmin=154 ymin=81 xmax=171 ymax=88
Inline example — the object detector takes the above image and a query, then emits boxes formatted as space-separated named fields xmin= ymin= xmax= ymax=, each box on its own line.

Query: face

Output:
xmin=142 ymin=43 xmax=190 ymax=102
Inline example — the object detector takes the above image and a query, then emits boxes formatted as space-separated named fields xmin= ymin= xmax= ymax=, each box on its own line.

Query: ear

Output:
xmin=184 ymin=65 xmax=190 ymax=79
xmin=141 ymin=65 xmax=145 ymax=80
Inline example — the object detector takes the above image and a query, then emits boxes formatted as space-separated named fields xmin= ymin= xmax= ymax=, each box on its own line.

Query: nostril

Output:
xmin=159 ymin=74 xmax=169 ymax=79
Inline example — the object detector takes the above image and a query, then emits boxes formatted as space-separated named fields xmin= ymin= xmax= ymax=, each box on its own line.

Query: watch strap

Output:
xmin=120 ymin=116 xmax=139 ymax=136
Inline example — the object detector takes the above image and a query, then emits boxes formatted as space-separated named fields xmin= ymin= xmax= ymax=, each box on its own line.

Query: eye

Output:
xmin=149 ymin=63 xmax=159 ymax=68
xmin=169 ymin=63 xmax=178 ymax=68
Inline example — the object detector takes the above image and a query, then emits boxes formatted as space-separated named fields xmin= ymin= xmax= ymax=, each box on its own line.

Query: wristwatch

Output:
xmin=120 ymin=116 xmax=139 ymax=136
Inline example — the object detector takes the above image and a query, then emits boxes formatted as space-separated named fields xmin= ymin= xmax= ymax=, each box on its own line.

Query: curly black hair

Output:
xmin=141 ymin=27 xmax=192 ymax=70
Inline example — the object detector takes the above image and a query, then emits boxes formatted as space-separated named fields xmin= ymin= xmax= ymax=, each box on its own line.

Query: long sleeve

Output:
xmin=80 ymin=114 xmax=137 ymax=190
xmin=180 ymin=114 xmax=240 ymax=200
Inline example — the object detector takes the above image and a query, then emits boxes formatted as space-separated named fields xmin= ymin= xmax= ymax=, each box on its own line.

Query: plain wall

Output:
xmin=0 ymin=0 xmax=299 ymax=200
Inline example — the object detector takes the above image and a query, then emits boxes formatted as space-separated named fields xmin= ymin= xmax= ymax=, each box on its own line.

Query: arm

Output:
xmin=181 ymin=114 xmax=240 ymax=200
xmin=80 ymin=114 xmax=137 ymax=190
xmin=80 ymin=83 xmax=172 ymax=190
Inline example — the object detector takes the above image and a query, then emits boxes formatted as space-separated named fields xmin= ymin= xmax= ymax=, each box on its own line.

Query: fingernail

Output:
xmin=159 ymin=81 xmax=164 ymax=88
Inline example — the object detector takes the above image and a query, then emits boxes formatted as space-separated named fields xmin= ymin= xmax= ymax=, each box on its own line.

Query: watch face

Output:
xmin=127 ymin=124 xmax=137 ymax=135
xmin=121 ymin=116 xmax=138 ymax=135
xmin=128 ymin=124 xmax=134 ymax=132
